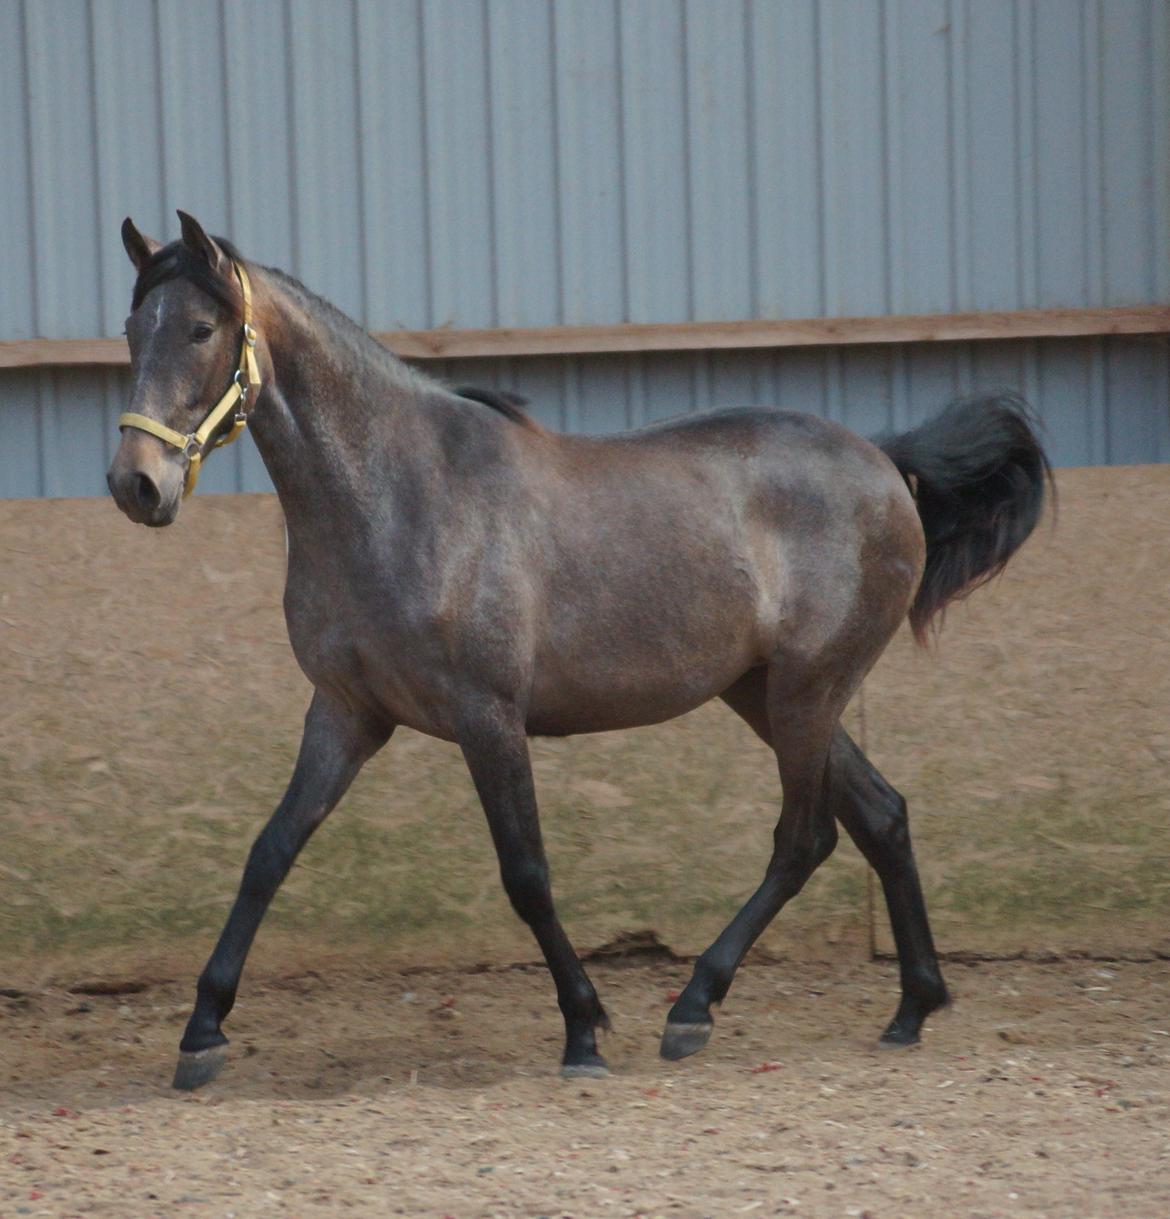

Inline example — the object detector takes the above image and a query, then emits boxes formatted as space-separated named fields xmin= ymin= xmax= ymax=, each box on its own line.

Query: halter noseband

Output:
xmin=118 ymin=261 xmax=261 ymax=499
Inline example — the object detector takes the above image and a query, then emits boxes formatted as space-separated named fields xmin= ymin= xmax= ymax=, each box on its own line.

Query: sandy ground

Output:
xmin=3 ymin=467 xmax=1169 ymax=1217
xmin=2 ymin=955 xmax=1169 ymax=1218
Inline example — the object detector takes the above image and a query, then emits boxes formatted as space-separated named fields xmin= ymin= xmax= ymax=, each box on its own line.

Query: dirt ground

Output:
xmin=3 ymin=471 xmax=1169 ymax=1215
xmin=2 ymin=954 xmax=1170 ymax=1218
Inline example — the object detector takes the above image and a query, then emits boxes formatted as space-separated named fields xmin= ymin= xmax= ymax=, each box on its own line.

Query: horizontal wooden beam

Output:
xmin=2 ymin=305 xmax=1167 ymax=370
xmin=1 ymin=337 xmax=129 ymax=368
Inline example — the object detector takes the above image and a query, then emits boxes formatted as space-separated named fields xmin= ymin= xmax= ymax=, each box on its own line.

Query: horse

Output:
xmin=107 ymin=212 xmax=1051 ymax=1090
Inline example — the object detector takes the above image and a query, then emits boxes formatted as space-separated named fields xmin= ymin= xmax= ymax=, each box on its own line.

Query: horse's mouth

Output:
xmin=118 ymin=496 xmax=181 ymax=528
xmin=140 ymin=506 xmax=180 ymax=528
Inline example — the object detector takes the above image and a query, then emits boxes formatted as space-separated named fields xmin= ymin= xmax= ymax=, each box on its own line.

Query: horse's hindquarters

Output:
xmin=522 ymin=416 xmax=922 ymax=738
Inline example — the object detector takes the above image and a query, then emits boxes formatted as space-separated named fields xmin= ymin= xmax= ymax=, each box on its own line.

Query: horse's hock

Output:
xmin=1 ymin=464 xmax=1168 ymax=979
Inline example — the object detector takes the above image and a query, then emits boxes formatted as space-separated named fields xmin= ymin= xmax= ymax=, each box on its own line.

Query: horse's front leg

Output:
xmin=459 ymin=704 xmax=610 ymax=1077
xmin=173 ymin=691 xmax=390 ymax=1090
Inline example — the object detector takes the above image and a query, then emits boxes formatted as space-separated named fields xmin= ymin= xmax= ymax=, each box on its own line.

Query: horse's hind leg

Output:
xmin=458 ymin=703 xmax=610 ymax=1078
xmin=693 ymin=670 xmax=948 ymax=1053
xmin=661 ymin=667 xmax=841 ymax=1060
xmin=828 ymin=726 xmax=949 ymax=1046
xmin=173 ymin=691 xmax=389 ymax=1090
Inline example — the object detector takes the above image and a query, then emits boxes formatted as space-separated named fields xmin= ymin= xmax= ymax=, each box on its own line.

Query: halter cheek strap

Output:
xmin=118 ymin=261 xmax=261 ymax=499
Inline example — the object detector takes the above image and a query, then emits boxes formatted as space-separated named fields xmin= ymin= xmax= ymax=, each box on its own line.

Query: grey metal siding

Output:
xmin=1 ymin=0 xmax=1167 ymax=497
xmin=4 ymin=336 xmax=1167 ymax=499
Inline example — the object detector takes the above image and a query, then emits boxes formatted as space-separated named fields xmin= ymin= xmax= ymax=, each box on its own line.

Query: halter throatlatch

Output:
xmin=118 ymin=262 xmax=261 ymax=499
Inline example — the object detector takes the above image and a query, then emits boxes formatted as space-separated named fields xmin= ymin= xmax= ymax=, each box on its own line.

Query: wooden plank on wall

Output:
xmin=2 ymin=305 xmax=1168 ymax=369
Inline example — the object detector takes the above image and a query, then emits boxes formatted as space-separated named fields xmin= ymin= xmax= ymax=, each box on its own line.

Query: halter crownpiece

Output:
xmin=118 ymin=261 xmax=261 ymax=499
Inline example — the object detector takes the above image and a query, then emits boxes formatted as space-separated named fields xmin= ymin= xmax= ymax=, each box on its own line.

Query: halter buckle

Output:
xmin=183 ymin=434 xmax=201 ymax=460
xmin=243 ymin=323 xmax=258 ymax=348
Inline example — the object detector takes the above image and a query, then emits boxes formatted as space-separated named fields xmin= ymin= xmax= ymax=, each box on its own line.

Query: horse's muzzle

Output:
xmin=107 ymin=451 xmax=182 ymax=527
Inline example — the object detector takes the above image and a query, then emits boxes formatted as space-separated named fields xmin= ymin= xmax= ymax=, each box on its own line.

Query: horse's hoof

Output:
xmin=878 ymin=1016 xmax=924 ymax=1050
xmin=660 ymin=1020 xmax=713 ymax=1061
xmin=172 ymin=1045 xmax=229 ymax=1091
xmin=561 ymin=1056 xmax=610 ymax=1080
xmin=879 ymin=1008 xmax=933 ymax=1049
xmin=877 ymin=1033 xmax=920 ymax=1051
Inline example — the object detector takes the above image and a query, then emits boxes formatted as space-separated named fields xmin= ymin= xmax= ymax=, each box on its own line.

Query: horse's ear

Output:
xmin=177 ymin=210 xmax=228 ymax=274
xmin=121 ymin=217 xmax=161 ymax=271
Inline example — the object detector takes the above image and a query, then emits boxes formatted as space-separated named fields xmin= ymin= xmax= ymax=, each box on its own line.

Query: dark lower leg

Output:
xmin=177 ymin=695 xmax=387 ymax=1076
xmin=509 ymin=870 xmax=610 ymax=1072
xmin=460 ymin=710 xmax=607 ymax=1074
xmin=830 ymin=728 xmax=948 ymax=1045
xmin=664 ymin=714 xmax=839 ymax=1055
xmin=665 ymin=811 xmax=838 ymax=1035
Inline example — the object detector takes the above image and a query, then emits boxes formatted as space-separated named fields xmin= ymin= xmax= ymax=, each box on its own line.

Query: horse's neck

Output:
xmin=247 ymin=277 xmax=435 ymax=538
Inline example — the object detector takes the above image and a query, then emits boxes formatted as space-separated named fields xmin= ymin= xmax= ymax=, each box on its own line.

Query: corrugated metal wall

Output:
xmin=2 ymin=0 xmax=1168 ymax=497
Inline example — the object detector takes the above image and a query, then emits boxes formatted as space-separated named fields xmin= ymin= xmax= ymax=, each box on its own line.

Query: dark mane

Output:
xmin=131 ymin=237 xmax=247 ymax=314
xmin=455 ymin=386 xmax=544 ymax=433
xmin=262 ymin=264 xmax=378 ymax=345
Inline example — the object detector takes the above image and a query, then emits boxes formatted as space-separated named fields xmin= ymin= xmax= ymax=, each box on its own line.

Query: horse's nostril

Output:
xmin=135 ymin=471 xmax=161 ymax=511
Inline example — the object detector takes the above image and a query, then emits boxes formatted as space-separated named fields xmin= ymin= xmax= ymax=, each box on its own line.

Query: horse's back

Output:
xmin=565 ymin=407 xmax=905 ymax=502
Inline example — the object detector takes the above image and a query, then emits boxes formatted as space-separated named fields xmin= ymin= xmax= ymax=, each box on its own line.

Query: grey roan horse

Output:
xmin=107 ymin=213 xmax=1050 ymax=1090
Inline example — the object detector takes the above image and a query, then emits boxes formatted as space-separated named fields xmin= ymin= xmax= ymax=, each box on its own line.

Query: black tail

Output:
xmin=879 ymin=394 xmax=1053 ymax=644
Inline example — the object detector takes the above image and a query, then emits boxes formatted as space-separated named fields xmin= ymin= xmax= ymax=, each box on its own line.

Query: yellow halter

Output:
xmin=118 ymin=262 xmax=261 ymax=499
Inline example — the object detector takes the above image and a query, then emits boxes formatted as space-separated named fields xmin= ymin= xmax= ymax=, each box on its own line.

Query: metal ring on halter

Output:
xmin=183 ymin=435 xmax=202 ymax=460
xmin=243 ymin=323 xmax=258 ymax=347
xmin=233 ymin=368 xmax=249 ymax=396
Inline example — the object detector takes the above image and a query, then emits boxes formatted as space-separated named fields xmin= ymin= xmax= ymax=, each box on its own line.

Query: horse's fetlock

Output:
xmin=558 ymin=978 xmax=603 ymax=1022
xmin=179 ymin=1003 xmax=229 ymax=1053
xmin=691 ymin=955 xmax=731 ymax=1007
xmin=919 ymin=975 xmax=950 ymax=1010
xmin=903 ymin=965 xmax=948 ymax=1011
xmin=195 ymin=967 xmax=237 ymax=1015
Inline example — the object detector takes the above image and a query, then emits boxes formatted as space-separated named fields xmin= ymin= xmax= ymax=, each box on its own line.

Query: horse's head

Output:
xmin=107 ymin=212 xmax=256 ymax=526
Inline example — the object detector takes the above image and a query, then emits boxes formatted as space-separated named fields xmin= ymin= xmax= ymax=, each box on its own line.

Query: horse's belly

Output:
xmin=523 ymin=527 xmax=785 ymax=734
xmin=525 ymin=675 xmax=741 ymax=736
xmin=526 ymin=609 xmax=766 ymax=735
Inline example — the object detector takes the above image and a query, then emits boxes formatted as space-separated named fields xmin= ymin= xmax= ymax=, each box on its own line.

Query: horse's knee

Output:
xmin=887 ymin=790 xmax=911 ymax=851
xmin=864 ymin=782 xmax=913 ymax=863
xmin=499 ymin=857 xmax=554 ymax=924
xmin=836 ymin=747 xmax=914 ymax=858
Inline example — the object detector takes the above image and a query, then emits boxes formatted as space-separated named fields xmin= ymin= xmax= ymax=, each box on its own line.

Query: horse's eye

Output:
xmin=191 ymin=322 xmax=215 ymax=344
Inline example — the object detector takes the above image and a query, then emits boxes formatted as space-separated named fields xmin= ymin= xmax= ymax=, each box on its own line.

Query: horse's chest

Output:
xmin=282 ymin=585 xmax=456 ymax=736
